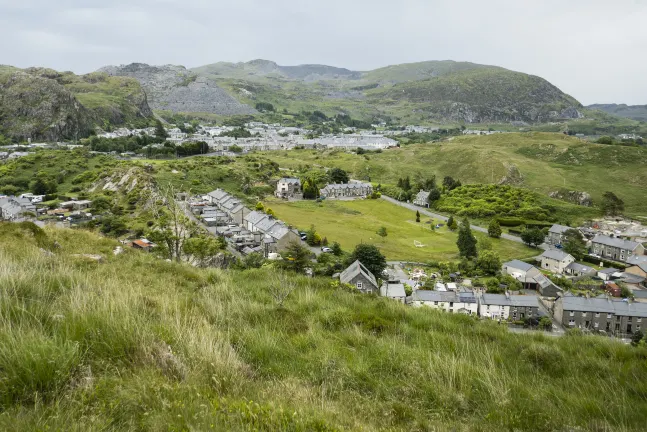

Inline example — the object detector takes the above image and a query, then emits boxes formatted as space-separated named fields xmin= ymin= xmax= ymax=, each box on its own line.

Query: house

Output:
xmin=539 ymin=249 xmax=575 ymax=274
xmin=533 ymin=273 xmax=563 ymax=298
xmin=554 ymin=293 xmax=647 ymax=335
xmin=275 ymin=178 xmax=302 ymax=199
xmin=564 ymin=262 xmax=596 ymax=278
xmin=546 ymin=224 xmax=572 ymax=246
xmin=633 ymin=290 xmax=647 ymax=303
xmin=243 ymin=211 xmax=269 ymax=232
xmin=627 ymin=255 xmax=647 ymax=266
xmin=380 ymin=282 xmax=407 ymax=303
xmin=0 ymin=196 xmax=36 ymax=221
xmin=501 ymin=260 xmax=561 ymax=296
xmin=591 ymin=235 xmax=645 ymax=263
xmin=221 ymin=201 xmax=250 ymax=225
xmin=626 ymin=262 xmax=647 ymax=279
xmin=319 ymin=182 xmax=373 ymax=199
xmin=340 ymin=260 xmax=379 ymax=294
xmin=206 ymin=189 xmax=230 ymax=206
xmin=131 ymin=238 xmax=156 ymax=252
xmin=263 ymin=222 xmax=300 ymax=252
xmin=411 ymin=290 xmax=478 ymax=315
xmin=598 ymin=268 xmax=621 ymax=281
xmin=618 ymin=272 xmax=646 ymax=289
xmin=479 ymin=293 xmax=541 ymax=321
xmin=413 ymin=190 xmax=430 ymax=208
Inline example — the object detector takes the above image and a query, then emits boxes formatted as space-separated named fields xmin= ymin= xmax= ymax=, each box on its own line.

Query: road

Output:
xmin=380 ymin=195 xmax=526 ymax=244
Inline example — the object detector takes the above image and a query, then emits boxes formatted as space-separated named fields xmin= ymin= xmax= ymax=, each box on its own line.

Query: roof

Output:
xmin=549 ymin=224 xmax=572 ymax=235
xmin=599 ymin=268 xmax=620 ymax=275
xmin=133 ymin=239 xmax=154 ymax=248
xmin=565 ymin=262 xmax=595 ymax=274
xmin=619 ymin=273 xmax=646 ymax=284
xmin=415 ymin=190 xmax=430 ymax=201
xmin=278 ymin=178 xmax=301 ymax=184
xmin=503 ymin=260 xmax=535 ymax=273
xmin=481 ymin=294 xmax=539 ymax=308
xmin=630 ymin=263 xmax=647 ymax=273
xmin=627 ymin=255 xmax=647 ymax=265
xmin=207 ymin=189 xmax=229 ymax=202
xmin=413 ymin=290 xmax=457 ymax=303
xmin=321 ymin=182 xmax=372 ymax=191
xmin=244 ymin=211 xmax=268 ymax=225
xmin=561 ymin=296 xmax=647 ymax=317
xmin=266 ymin=223 xmax=293 ymax=240
xmin=632 ymin=290 xmax=647 ymax=299
xmin=255 ymin=217 xmax=279 ymax=233
xmin=592 ymin=234 xmax=641 ymax=251
xmin=340 ymin=260 xmax=377 ymax=287
xmin=381 ymin=283 xmax=406 ymax=298
xmin=541 ymin=249 xmax=574 ymax=261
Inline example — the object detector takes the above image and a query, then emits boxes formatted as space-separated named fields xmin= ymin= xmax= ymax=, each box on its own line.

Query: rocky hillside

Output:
xmin=192 ymin=59 xmax=583 ymax=124
xmin=98 ymin=63 xmax=256 ymax=116
xmin=0 ymin=66 xmax=153 ymax=142
xmin=587 ymin=104 xmax=647 ymax=122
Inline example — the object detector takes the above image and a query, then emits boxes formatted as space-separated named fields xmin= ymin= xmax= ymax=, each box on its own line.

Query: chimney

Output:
xmin=505 ymin=291 xmax=511 ymax=299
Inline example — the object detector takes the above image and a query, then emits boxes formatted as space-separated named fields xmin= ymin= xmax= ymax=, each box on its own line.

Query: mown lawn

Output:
xmin=265 ymin=198 xmax=537 ymax=262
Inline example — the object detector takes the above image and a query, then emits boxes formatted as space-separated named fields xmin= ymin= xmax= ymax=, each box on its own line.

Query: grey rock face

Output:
xmin=549 ymin=190 xmax=593 ymax=207
xmin=99 ymin=63 xmax=256 ymax=115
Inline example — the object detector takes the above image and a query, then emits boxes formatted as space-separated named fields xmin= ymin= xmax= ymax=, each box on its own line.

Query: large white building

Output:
xmin=411 ymin=290 xmax=479 ymax=315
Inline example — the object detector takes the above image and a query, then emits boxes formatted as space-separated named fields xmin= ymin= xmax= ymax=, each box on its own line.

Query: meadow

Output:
xmin=260 ymin=132 xmax=647 ymax=220
xmin=264 ymin=198 xmax=536 ymax=262
xmin=1 ymin=222 xmax=647 ymax=431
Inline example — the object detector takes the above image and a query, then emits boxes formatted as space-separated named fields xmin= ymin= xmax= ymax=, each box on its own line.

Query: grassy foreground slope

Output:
xmin=1 ymin=223 xmax=647 ymax=431
xmin=261 ymin=132 xmax=647 ymax=218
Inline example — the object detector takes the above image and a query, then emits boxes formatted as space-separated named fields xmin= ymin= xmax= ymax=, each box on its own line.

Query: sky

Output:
xmin=1 ymin=0 xmax=646 ymax=105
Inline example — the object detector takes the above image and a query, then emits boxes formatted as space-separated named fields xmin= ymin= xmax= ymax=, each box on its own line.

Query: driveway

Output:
xmin=380 ymin=195 xmax=526 ymax=244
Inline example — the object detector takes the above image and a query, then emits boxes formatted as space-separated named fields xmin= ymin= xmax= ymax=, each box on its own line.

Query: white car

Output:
xmin=321 ymin=247 xmax=333 ymax=253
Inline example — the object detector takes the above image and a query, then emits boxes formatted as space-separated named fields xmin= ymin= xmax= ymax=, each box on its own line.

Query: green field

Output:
xmin=260 ymin=132 xmax=647 ymax=220
xmin=265 ymin=198 xmax=536 ymax=262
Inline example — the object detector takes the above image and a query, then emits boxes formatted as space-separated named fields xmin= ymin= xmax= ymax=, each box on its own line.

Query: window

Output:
xmin=594 ymin=322 xmax=599 ymax=328
xmin=638 ymin=318 xmax=642 ymax=323
xmin=356 ymin=282 xmax=363 ymax=290
xmin=568 ymin=320 xmax=575 ymax=326
xmin=581 ymin=312 xmax=587 ymax=317
xmin=607 ymin=313 xmax=612 ymax=319
xmin=434 ymin=301 xmax=438 ymax=306
xmin=449 ymin=302 xmax=454 ymax=307
xmin=569 ymin=311 xmax=575 ymax=317
xmin=595 ymin=313 xmax=600 ymax=318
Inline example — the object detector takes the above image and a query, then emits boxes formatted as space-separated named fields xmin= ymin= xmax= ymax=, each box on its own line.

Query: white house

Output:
xmin=479 ymin=293 xmax=541 ymax=321
xmin=413 ymin=190 xmax=430 ymax=208
xmin=380 ymin=282 xmax=407 ymax=303
xmin=411 ymin=290 xmax=478 ymax=315
xmin=539 ymin=249 xmax=576 ymax=274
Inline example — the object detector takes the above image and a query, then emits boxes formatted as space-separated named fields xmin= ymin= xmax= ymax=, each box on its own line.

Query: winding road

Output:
xmin=380 ymin=195 xmax=526 ymax=244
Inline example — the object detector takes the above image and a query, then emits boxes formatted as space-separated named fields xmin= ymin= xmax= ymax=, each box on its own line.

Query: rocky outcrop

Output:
xmin=98 ymin=63 xmax=256 ymax=115
xmin=498 ymin=164 xmax=525 ymax=186
xmin=549 ymin=190 xmax=593 ymax=207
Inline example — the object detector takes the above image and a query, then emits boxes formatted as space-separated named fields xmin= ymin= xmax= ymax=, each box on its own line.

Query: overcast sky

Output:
xmin=1 ymin=0 xmax=646 ymax=105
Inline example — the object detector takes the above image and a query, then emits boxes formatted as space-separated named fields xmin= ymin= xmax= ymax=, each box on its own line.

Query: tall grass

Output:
xmin=0 ymin=222 xmax=646 ymax=431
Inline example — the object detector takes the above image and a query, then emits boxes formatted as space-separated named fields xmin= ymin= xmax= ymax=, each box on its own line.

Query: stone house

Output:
xmin=413 ymin=190 xmax=430 ymax=208
xmin=380 ymin=282 xmax=407 ymax=303
xmin=320 ymin=182 xmax=373 ymax=199
xmin=626 ymin=263 xmax=647 ymax=279
xmin=554 ymin=293 xmax=647 ymax=336
xmin=275 ymin=178 xmax=302 ymax=199
xmin=411 ymin=290 xmax=478 ymax=315
xmin=546 ymin=224 xmax=572 ymax=246
xmin=539 ymin=249 xmax=575 ymax=274
xmin=501 ymin=260 xmax=561 ymax=296
xmin=591 ymin=234 xmax=645 ymax=263
xmin=340 ymin=260 xmax=379 ymax=294
xmin=478 ymin=293 xmax=541 ymax=321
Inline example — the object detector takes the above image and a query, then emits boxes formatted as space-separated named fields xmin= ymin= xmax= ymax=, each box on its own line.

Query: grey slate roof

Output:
xmin=541 ymin=249 xmax=574 ymax=261
xmin=340 ymin=260 xmax=377 ymax=287
xmin=562 ymin=296 xmax=647 ymax=317
xmin=255 ymin=218 xmax=279 ymax=233
xmin=632 ymin=290 xmax=647 ymax=299
xmin=207 ymin=189 xmax=229 ymax=202
xmin=549 ymin=224 xmax=572 ymax=234
xmin=413 ymin=290 xmax=457 ymax=303
xmin=592 ymin=235 xmax=641 ymax=251
xmin=481 ymin=294 xmax=539 ymax=308
xmin=244 ymin=211 xmax=268 ymax=226
xmin=565 ymin=262 xmax=595 ymax=274
xmin=503 ymin=260 xmax=535 ymax=272
xmin=627 ymin=255 xmax=647 ymax=265
xmin=321 ymin=182 xmax=371 ymax=191
xmin=619 ymin=273 xmax=646 ymax=284
xmin=278 ymin=178 xmax=301 ymax=185
xmin=599 ymin=268 xmax=620 ymax=275
xmin=381 ymin=283 xmax=406 ymax=298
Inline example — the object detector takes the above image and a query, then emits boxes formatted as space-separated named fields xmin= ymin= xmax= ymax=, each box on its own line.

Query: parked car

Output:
xmin=321 ymin=247 xmax=333 ymax=253
xmin=301 ymin=234 xmax=307 ymax=241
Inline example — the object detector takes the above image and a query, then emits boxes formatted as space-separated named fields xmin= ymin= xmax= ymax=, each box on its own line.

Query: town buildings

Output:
xmin=479 ymin=293 xmax=541 ymax=321
xmin=591 ymin=235 xmax=645 ymax=263
xmin=411 ymin=290 xmax=478 ymax=315
xmin=546 ymin=224 xmax=572 ymax=246
xmin=275 ymin=178 xmax=302 ymax=199
xmin=539 ymin=249 xmax=575 ymax=274
xmin=320 ymin=182 xmax=373 ymax=199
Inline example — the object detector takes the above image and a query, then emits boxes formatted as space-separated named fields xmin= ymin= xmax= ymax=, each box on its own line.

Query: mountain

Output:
xmin=191 ymin=59 xmax=583 ymax=124
xmin=587 ymin=103 xmax=647 ymax=122
xmin=0 ymin=66 xmax=153 ymax=141
xmin=98 ymin=63 xmax=256 ymax=116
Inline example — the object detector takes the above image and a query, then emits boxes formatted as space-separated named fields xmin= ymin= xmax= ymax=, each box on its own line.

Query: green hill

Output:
xmin=588 ymin=104 xmax=647 ymax=122
xmin=0 ymin=66 xmax=153 ymax=142
xmin=1 ymin=222 xmax=646 ymax=431
xmin=260 ymin=132 xmax=647 ymax=220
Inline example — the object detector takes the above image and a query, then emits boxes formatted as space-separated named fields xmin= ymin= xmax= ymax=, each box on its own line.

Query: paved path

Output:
xmin=380 ymin=195 xmax=525 ymax=244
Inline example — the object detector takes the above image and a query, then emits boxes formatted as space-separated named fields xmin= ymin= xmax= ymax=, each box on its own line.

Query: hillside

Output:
xmin=0 ymin=66 xmax=153 ymax=142
xmin=260 ymin=132 xmax=647 ymax=220
xmin=98 ymin=63 xmax=257 ymax=116
xmin=1 ymin=222 xmax=647 ymax=431
xmin=588 ymin=104 xmax=647 ymax=122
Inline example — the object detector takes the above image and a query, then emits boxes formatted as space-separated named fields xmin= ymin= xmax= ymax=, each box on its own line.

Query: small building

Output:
xmin=340 ymin=260 xmax=379 ymax=294
xmin=275 ymin=178 xmax=302 ymax=199
xmin=591 ymin=235 xmax=645 ymax=263
xmin=539 ymin=249 xmax=575 ymax=274
xmin=320 ymin=182 xmax=373 ymax=199
xmin=626 ymin=263 xmax=647 ymax=279
xmin=413 ymin=190 xmax=430 ymax=208
xmin=131 ymin=238 xmax=156 ymax=252
xmin=546 ymin=224 xmax=572 ymax=246
xmin=564 ymin=262 xmax=597 ymax=278
xmin=60 ymin=200 xmax=92 ymax=210
xmin=411 ymin=290 xmax=478 ymax=315
xmin=380 ymin=282 xmax=407 ymax=303
xmin=501 ymin=260 xmax=561 ymax=296
xmin=598 ymin=268 xmax=621 ymax=282
xmin=479 ymin=293 xmax=541 ymax=321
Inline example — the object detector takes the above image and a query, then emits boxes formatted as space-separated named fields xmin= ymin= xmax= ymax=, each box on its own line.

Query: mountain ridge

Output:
xmin=587 ymin=103 xmax=647 ymax=122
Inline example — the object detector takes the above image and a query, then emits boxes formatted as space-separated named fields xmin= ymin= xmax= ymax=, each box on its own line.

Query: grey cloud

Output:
xmin=1 ymin=0 xmax=646 ymax=104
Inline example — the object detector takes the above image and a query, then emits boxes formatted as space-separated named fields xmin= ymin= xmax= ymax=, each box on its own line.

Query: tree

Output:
xmin=301 ymin=178 xmax=319 ymax=200
xmin=601 ymin=191 xmax=625 ymax=216
xmin=427 ymin=188 xmax=441 ymax=204
xmin=631 ymin=330 xmax=645 ymax=346
xmin=596 ymin=136 xmax=614 ymax=145
xmin=476 ymin=250 xmax=501 ymax=275
xmin=457 ymin=218 xmax=478 ymax=258
xmin=183 ymin=236 xmax=226 ymax=267
xmin=350 ymin=244 xmax=387 ymax=279
xmin=331 ymin=241 xmax=343 ymax=256
xmin=329 ymin=167 xmax=349 ymax=184
xmin=30 ymin=172 xmax=57 ymax=195
xmin=255 ymin=102 xmax=275 ymax=112
xmin=562 ymin=228 xmax=587 ymax=260
xmin=520 ymin=227 xmax=545 ymax=248
xmin=442 ymin=176 xmax=462 ymax=191
xmin=155 ymin=119 xmax=168 ymax=139
xmin=539 ymin=316 xmax=553 ymax=331
xmin=305 ymin=225 xmax=321 ymax=246
xmin=267 ymin=273 xmax=296 ymax=308
xmin=416 ymin=210 xmax=421 ymax=223
xmin=488 ymin=219 xmax=502 ymax=238
xmin=265 ymin=208 xmax=275 ymax=218
xmin=376 ymin=226 xmax=388 ymax=241
xmin=447 ymin=215 xmax=458 ymax=231
xmin=255 ymin=202 xmax=265 ymax=212
xmin=281 ymin=241 xmax=312 ymax=273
